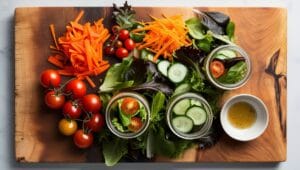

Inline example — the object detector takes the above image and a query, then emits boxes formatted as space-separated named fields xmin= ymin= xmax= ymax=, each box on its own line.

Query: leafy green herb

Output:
xmin=139 ymin=105 xmax=148 ymax=121
xmin=103 ymin=137 xmax=128 ymax=166
xmin=197 ymin=34 xmax=214 ymax=52
xmin=99 ymin=57 xmax=133 ymax=92
xmin=112 ymin=117 xmax=125 ymax=132
xmin=151 ymin=92 xmax=166 ymax=121
xmin=113 ymin=1 xmax=137 ymax=30
xmin=218 ymin=61 xmax=247 ymax=84
xmin=185 ymin=17 xmax=205 ymax=40
xmin=207 ymin=30 xmax=235 ymax=45
xmin=226 ymin=21 xmax=235 ymax=41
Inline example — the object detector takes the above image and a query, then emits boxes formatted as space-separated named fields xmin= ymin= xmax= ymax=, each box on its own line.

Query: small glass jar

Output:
xmin=105 ymin=92 xmax=151 ymax=139
xmin=204 ymin=45 xmax=252 ymax=90
xmin=166 ymin=93 xmax=213 ymax=140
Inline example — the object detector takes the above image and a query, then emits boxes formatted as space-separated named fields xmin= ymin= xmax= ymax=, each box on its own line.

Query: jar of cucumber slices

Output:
xmin=166 ymin=93 xmax=213 ymax=140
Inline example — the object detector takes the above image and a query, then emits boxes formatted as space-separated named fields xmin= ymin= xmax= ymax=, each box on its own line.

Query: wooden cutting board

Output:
xmin=15 ymin=7 xmax=287 ymax=163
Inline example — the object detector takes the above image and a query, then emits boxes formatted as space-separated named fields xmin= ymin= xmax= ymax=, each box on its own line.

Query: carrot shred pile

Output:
xmin=48 ymin=10 xmax=111 ymax=88
xmin=133 ymin=15 xmax=192 ymax=61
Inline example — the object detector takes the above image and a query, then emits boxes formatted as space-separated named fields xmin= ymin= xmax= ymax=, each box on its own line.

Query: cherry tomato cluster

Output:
xmin=40 ymin=69 xmax=105 ymax=149
xmin=104 ymin=25 xmax=136 ymax=59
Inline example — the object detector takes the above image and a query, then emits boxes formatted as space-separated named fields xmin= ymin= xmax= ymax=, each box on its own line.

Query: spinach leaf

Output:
xmin=151 ymin=92 xmax=166 ymax=121
xmin=204 ymin=11 xmax=230 ymax=27
xmin=99 ymin=57 xmax=133 ymax=92
xmin=226 ymin=21 xmax=235 ymax=41
xmin=197 ymin=34 xmax=214 ymax=52
xmin=124 ymin=59 xmax=148 ymax=85
xmin=207 ymin=30 xmax=235 ymax=45
xmin=103 ymin=137 xmax=128 ymax=166
xmin=218 ymin=61 xmax=247 ymax=84
xmin=185 ymin=17 xmax=205 ymax=40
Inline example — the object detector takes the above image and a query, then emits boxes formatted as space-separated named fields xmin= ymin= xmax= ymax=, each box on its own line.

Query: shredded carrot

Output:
xmin=48 ymin=10 xmax=111 ymax=88
xmin=133 ymin=15 xmax=191 ymax=62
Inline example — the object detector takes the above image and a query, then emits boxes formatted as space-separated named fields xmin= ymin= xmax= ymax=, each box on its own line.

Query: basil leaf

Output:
xmin=103 ymin=138 xmax=128 ymax=166
xmin=218 ymin=61 xmax=247 ymax=84
xmin=151 ymin=92 xmax=165 ymax=121
xmin=185 ymin=17 xmax=205 ymax=40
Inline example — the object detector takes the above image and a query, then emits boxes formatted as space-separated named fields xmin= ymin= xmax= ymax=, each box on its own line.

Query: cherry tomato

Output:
xmin=40 ymin=69 xmax=61 ymax=88
xmin=124 ymin=38 xmax=135 ymax=51
xmin=85 ymin=113 xmax=104 ymax=132
xmin=63 ymin=100 xmax=82 ymax=119
xmin=115 ymin=40 xmax=123 ymax=48
xmin=65 ymin=79 xmax=87 ymax=99
xmin=58 ymin=118 xmax=78 ymax=136
xmin=121 ymin=97 xmax=140 ymax=115
xmin=210 ymin=60 xmax=225 ymax=78
xmin=82 ymin=94 xmax=102 ymax=113
xmin=45 ymin=90 xmax=65 ymax=109
xmin=128 ymin=117 xmax=143 ymax=132
xmin=73 ymin=129 xmax=93 ymax=149
xmin=116 ymin=47 xmax=129 ymax=59
xmin=112 ymin=25 xmax=120 ymax=34
xmin=105 ymin=46 xmax=116 ymax=56
xmin=118 ymin=29 xmax=129 ymax=41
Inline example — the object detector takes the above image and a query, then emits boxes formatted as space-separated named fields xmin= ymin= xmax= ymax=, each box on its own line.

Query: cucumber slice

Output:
xmin=167 ymin=63 xmax=188 ymax=83
xmin=172 ymin=116 xmax=193 ymax=133
xmin=186 ymin=106 xmax=207 ymax=125
xmin=216 ymin=49 xmax=236 ymax=59
xmin=190 ymin=99 xmax=203 ymax=107
xmin=173 ymin=99 xmax=191 ymax=115
xmin=157 ymin=60 xmax=171 ymax=77
xmin=173 ymin=83 xmax=191 ymax=96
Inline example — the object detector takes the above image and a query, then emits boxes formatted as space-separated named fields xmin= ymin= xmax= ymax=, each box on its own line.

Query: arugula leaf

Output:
xmin=103 ymin=137 xmax=128 ymax=166
xmin=99 ymin=57 xmax=133 ymax=92
xmin=185 ymin=17 xmax=205 ymax=40
xmin=218 ymin=61 xmax=247 ymax=84
xmin=151 ymin=92 xmax=166 ymax=121
xmin=111 ymin=117 xmax=125 ymax=132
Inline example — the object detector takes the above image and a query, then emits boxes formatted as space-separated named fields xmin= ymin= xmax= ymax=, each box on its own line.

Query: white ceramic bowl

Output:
xmin=220 ymin=94 xmax=269 ymax=141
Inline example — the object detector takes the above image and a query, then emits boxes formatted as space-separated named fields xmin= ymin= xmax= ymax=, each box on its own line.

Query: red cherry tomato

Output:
xmin=45 ymin=90 xmax=65 ymax=109
xmin=118 ymin=29 xmax=129 ymax=41
xmin=104 ymin=46 xmax=115 ymax=56
xmin=82 ymin=94 xmax=102 ymax=113
xmin=116 ymin=47 xmax=129 ymax=59
xmin=65 ymin=79 xmax=87 ymax=99
xmin=40 ymin=69 xmax=61 ymax=88
xmin=85 ymin=113 xmax=105 ymax=132
xmin=121 ymin=97 xmax=140 ymax=115
xmin=128 ymin=117 xmax=143 ymax=132
xmin=124 ymin=39 xmax=135 ymax=51
xmin=210 ymin=60 xmax=225 ymax=78
xmin=73 ymin=129 xmax=93 ymax=149
xmin=115 ymin=40 xmax=123 ymax=48
xmin=63 ymin=100 xmax=82 ymax=119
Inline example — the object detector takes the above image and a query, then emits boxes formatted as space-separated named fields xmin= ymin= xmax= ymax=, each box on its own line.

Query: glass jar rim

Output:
xmin=204 ymin=45 xmax=252 ymax=90
xmin=166 ymin=93 xmax=213 ymax=140
xmin=105 ymin=92 xmax=151 ymax=139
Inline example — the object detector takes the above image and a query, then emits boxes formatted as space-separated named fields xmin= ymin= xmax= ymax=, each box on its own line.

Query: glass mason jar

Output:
xmin=105 ymin=92 xmax=151 ymax=139
xmin=203 ymin=45 xmax=252 ymax=90
xmin=166 ymin=93 xmax=213 ymax=140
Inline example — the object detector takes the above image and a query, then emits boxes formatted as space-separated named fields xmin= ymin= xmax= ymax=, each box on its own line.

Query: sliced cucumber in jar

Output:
xmin=172 ymin=116 xmax=193 ymax=133
xmin=167 ymin=63 xmax=188 ymax=83
xmin=190 ymin=99 xmax=203 ymax=107
xmin=157 ymin=60 xmax=171 ymax=77
xmin=173 ymin=99 xmax=190 ymax=115
xmin=216 ymin=49 xmax=236 ymax=59
xmin=186 ymin=106 xmax=207 ymax=125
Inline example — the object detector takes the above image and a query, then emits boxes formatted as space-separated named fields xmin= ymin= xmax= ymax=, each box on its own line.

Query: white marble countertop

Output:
xmin=1 ymin=0 xmax=299 ymax=169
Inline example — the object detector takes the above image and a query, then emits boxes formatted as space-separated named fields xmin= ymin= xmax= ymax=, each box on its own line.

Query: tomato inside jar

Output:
xmin=121 ymin=97 xmax=140 ymax=115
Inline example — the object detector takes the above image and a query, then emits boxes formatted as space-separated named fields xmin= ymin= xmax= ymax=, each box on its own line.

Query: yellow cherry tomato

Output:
xmin=58 ymin=119 xmax=78 ymax=136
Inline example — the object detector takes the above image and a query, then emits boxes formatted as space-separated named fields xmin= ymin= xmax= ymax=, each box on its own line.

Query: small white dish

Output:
xmin=220 ymin=94 xmax=269 ymax=141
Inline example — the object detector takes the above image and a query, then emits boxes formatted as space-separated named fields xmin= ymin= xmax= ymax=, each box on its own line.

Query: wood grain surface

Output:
xmin=15 ymin=7 xmax=287 ymax=163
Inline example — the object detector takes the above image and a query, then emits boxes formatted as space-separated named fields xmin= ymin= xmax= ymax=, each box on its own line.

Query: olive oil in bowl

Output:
xmin=228 ymin=102 xmax=256 ymax=129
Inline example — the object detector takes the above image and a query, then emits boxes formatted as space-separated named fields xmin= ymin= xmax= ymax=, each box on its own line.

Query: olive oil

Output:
xmin=228 ymin=102 xmax=256 ymax=129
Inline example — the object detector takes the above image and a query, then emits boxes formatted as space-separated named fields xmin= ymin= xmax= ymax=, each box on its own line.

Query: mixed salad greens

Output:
xmin=42 ymin=1 xmax=250 ymax=166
